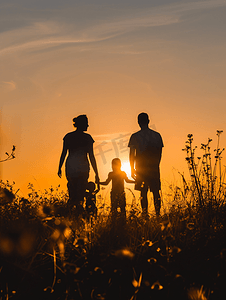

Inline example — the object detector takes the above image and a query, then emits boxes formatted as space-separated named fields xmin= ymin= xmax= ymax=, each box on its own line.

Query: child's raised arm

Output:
xmin=125 ymin=178 xmax=136 ymax=184
xmin=124 ymin=174 xmax=136 ymax=184
xmin=99 ymin=173 xmax=112 ymax=186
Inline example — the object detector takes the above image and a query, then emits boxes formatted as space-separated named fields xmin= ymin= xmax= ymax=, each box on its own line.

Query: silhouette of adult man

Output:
xmin=58 ymin=115 xmax=99 ymax=216
xmin=128 ymin=113 xmax=163 ymax=217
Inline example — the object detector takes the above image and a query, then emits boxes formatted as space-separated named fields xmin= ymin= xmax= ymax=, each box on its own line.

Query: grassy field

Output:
xmin=0 ymin=132 xmax=226 ymax=300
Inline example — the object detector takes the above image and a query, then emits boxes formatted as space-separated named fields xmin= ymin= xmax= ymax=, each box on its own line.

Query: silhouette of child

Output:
xmin=99 ymin=158 xmax=135 ymax=219
xmin=85 ymin=181 xmax=99 ymax=220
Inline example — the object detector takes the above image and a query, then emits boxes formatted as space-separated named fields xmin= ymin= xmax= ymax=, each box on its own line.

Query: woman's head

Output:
xmin=112 ymin=158 xmax=121 ymax=171
xmin=73 ymin=115 xmax=89 ymax=131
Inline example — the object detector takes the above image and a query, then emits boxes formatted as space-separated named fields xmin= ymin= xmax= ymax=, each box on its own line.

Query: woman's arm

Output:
xmin=88 ymin=147 xmax=100 ymax=184
xmin=58 ymin=141 xmax=67 ymax=178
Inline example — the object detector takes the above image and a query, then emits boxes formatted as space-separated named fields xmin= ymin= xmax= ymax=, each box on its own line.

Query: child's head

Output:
xmin=112 ymin=158 xmax=121 ymax=171
xmin=87 ymin=181 xmax=96 ymax=192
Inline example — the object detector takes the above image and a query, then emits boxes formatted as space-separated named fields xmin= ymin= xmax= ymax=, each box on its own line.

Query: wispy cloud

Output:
xmin=0 ymin=0 xmax=226 ymax=56
xmin=2 ymin=81 xmax=16 ymax=91
xmin=0 ymin=37 xmax=114 ymax=56
xmin=93 ymin=124 xmax=157 ymax=142
xmin=93 ymin=132 xmax=131 ymax=142
xmin=87 ymin=0 xmax=226 ymax=38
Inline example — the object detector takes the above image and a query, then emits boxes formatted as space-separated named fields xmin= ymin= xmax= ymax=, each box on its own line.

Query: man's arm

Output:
xmin=156 ymin=147 xmax=162 ymax=165
xmin=129 ymin=147 xmax=136 ymax=179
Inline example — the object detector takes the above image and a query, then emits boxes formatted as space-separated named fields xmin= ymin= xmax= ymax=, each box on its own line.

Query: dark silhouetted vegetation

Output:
xmin=0 ymin=132 xmax=226 ymax=299
xmin=0 ymin=145 xmax=16 ymax=163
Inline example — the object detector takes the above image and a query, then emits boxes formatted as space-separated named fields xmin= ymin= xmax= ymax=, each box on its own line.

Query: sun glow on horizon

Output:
xmin=121 ymin=161 xmax=131 ymax=178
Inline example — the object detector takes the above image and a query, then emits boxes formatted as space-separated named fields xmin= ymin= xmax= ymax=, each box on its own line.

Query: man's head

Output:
xmin=138 ymin=112 xmax=149 ymax=129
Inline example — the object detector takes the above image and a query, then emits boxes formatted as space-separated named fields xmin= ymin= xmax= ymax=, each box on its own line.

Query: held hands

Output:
xmin=96 ymin=184 xmax=100 ymax=193
xmin=95 ymin=174 xmax=100 ymax=192
xmin=131 ymin=168 xmax=136 ymax=180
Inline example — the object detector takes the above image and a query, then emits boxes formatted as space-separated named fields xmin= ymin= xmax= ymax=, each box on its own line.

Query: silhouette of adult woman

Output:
xmin=58 ymin=115 xmax=99 ymax=215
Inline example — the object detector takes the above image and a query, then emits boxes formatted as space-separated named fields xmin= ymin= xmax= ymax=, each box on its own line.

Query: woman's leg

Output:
xmin=66 ymin=172 xmax=89 ymax=216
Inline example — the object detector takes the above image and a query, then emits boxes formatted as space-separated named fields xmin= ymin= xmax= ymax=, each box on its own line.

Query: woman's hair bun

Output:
xmin=73 ymin=115 xmax=88 ymax=128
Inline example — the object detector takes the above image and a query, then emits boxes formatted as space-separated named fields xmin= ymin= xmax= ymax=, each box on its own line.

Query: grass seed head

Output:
xmin=187 ymin=286 xmax=207 ymax=300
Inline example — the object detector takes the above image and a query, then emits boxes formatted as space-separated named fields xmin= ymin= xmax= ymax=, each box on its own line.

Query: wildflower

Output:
xmin=217 ymin=130 xmax=223 ymax=136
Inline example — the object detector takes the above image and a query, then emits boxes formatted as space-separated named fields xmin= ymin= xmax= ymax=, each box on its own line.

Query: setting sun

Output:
xmin=121 ymin=161 xmax=131 ymax=178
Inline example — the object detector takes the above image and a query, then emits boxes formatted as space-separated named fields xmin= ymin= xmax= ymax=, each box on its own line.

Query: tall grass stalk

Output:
xmin=182 ymin=131 xmax=225 ymax=212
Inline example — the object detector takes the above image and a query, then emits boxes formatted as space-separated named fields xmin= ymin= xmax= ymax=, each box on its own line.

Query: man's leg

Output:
xmin=153 ymin=189 xmax=161 ymax=217
xmin=140 ymin=184 xmax=148 ymax=214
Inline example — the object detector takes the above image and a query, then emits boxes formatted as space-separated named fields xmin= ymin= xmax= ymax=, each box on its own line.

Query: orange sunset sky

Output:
xmin=1 ymin=0 xmax=226 ymax=197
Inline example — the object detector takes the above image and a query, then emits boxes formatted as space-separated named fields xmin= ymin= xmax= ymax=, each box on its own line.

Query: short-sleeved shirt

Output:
xmin=63 ymin=131 xmax=94 ymax=176
xmin=128 ymin=128 xmax=163 ymax=175
xmin=107 ymin=170 xmax=128 ymax=194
